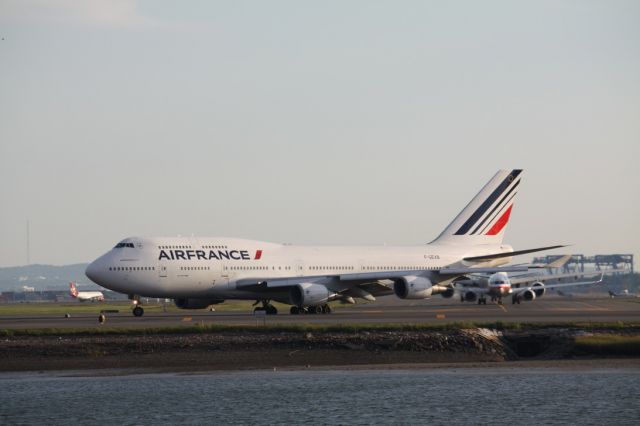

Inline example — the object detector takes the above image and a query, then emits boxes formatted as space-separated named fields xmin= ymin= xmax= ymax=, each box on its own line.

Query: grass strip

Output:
xmin=573 ymin=334 xmax=640 ymax=356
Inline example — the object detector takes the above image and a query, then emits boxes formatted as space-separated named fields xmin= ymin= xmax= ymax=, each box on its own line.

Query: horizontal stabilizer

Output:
xmin=463 ymin=245 xmax=567 ymax=262
xmin=521 ymin=273 xmax=604 ymax=291
xmin=543 ymin=254 xmax=573 ymax=268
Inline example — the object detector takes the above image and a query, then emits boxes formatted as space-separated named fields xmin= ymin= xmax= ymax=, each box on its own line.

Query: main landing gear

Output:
xmin=289 ymin=304 xmax=332 ymax=315
xmin=512 ymin=295 xmax=521 ymax=305
xmin=477 ymin=297 xmax=487 ymax=305
xmin=253 ymin=300 xmax=278 ymax=315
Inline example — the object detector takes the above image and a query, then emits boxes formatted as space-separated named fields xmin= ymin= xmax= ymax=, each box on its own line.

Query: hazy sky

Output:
xmin=0 ymin=0 xmax=638 ymax=267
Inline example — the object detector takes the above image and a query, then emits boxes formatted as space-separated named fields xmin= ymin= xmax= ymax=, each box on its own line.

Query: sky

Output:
xmin=0 ymin=0 xmax=638 ymax=267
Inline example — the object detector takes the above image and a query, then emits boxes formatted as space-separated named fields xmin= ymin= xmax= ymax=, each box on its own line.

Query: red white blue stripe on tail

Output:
xmin=454 ymin=169 xmax=521 ymax=236
xmin=432 ymin=169 xmax=522 ymax=245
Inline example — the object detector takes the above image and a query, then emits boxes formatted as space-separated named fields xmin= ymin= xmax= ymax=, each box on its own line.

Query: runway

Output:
xmin=1 ymin=296 xmax=638 ymax=329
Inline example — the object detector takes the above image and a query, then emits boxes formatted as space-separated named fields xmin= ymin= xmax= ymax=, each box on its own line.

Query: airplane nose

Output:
xmin=85 ymin=259 xmax=101 ymax=284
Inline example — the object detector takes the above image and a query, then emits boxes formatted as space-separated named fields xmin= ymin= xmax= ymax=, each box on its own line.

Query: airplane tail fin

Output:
xmin=69 ymin=282 xmax=79 ymax=298
xmin=431 ymin=169 xmax=522 ymax=246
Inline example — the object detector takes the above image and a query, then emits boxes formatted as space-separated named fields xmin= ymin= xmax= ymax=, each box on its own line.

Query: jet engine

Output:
xmin=174 ymin=298 xmax=225 ymax=309
xmin=522 ymin=289 xmax=537 ymax=301
xmin=290 ymin=283 xmax=330 ymax=307
xmin=463 ymin=291 xmax=477 ymax=302
xmin=532 ymin=282 xmax=545 ymax=298
xmin=394 ymin=276 xmax=434 ymax=299
xmin=440 ymin=287 xmax=456 ymax=299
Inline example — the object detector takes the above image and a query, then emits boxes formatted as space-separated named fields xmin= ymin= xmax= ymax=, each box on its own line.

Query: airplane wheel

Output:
xmin=290 ymin=306 xmax=299 ymax=315
xmin=266 ymin=305 xmax=278 ymax=315
xmin=322 ymin=304 xmax=332 ymax=314
xmin=133 ymin=306 xmax=144 ymax=317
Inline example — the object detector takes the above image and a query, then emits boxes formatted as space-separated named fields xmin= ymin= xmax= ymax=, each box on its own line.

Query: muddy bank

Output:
xmin=1 ymin=328 xmax=638 ymax=372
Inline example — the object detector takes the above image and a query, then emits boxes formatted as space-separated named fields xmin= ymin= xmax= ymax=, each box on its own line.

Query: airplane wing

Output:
xmin=509 ymin=271 xmax=603 ymax=287
xmin=237 ymin=265 xmax=530 ymax=290
xmin=534 ymin=254 xmax=573 ymax=269
xmin=462 ymin=245 xmax=567 ymax=262
xmin=512 ymin=273 xmax=603 ymax=295
xmin=235 ymin=266 xmax=526 ymax=303
xmin=233 ymin=247 xmax=571 ymax=302
xmin=235 ymin=241 xmax=572 ymax=296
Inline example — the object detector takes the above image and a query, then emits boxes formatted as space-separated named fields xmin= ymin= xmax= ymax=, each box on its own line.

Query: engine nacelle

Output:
xmin=464 ymin=291 xmax=477 ymax=302
xmin=522 ymin=289 xmax=536 ymax=301
xmin=531 ymin=282 xmax=545 ymax=298
xmin=440 ymin=287 xmax=456 ymax=299
xmin=174 ymin=298 xmax=225 ymax=309
xmin=394 ymin=276 xmax=433 ymax=299
xmin=290 ymin=283 xmax=330 ymax=307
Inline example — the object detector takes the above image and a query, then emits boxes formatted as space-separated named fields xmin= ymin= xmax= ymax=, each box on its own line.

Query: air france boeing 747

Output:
xmin=85 ymin=169 xmax=564 ymax=316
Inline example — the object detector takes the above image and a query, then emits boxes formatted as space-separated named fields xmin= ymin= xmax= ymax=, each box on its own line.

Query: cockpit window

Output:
xmin=114 ymin=242 xmax=135 ymax=248
xmin=494 ymin=280 xmax=505 ymax=285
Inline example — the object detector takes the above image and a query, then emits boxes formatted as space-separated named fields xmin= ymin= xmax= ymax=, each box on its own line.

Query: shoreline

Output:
xmin=2 ymin=326 xmax=639 ymax=373
xmin=3 ymin=359 xmax=640 ymax=378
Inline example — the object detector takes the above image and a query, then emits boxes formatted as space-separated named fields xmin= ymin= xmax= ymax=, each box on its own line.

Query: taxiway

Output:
xmin=0 ymin=296 xmax=638 ymax=329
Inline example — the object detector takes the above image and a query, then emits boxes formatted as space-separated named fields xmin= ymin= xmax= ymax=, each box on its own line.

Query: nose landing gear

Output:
xmin=129 ymin=295 xmax=144 ymax=317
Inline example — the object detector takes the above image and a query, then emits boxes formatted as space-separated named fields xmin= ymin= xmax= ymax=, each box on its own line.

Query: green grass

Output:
xmin=3 ymin=321 xmax=640 ymax=338
xmin=0 ymin=302 xmax=145 ymax=315
xmin=0 ymin=300 xmax=352 ymax=315
xmin=573 ymin=334 xmax=640 ymax=356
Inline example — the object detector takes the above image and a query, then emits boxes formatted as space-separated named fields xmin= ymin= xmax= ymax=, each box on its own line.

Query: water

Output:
xmin=1 ymin=368 xmax=639 ymax=425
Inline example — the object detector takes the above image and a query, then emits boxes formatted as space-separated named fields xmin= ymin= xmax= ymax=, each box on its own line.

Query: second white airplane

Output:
xmin=69 ymin=282 xmax=105 ymax=302
xmin=85 ymin=169 xmax=564 ymax=316
xmin=455 ymin=271 xmax=604 ymax=305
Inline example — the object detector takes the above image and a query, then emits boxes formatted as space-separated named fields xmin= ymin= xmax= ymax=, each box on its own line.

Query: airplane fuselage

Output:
xmin=86 ymin=236 xmax=512 ymax=301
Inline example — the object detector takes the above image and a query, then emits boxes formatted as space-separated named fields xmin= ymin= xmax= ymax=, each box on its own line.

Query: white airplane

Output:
xmin=85 ymin=169 xmax=566 ymax=317
xmin=455 ymin=271 xmax=604 ymax=305
xmin=69 ymin=282 xmax=105 ymax=302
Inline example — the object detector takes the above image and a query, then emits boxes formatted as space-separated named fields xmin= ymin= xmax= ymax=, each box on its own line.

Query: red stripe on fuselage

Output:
xmin=255 ymin=250 xmax=262 ymax=260
xmin=485 ymin=204 xmax=513 ymax=236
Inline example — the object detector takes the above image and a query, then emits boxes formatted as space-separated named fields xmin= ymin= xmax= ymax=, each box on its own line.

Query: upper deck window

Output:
xmin=114 ymin=242 xmax=135 ymax=248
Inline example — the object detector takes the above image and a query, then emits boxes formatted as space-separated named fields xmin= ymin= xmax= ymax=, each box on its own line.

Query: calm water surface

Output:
xmin=1 ymin=367 xmax=639 ymax=425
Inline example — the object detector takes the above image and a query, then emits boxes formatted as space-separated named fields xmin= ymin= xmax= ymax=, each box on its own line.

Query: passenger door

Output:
xmin=158 ymin=261 xmax=168 ymax=278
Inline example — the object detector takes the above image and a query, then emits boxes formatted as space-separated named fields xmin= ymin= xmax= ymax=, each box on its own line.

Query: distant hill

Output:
xmin=0 ymin=264 xmax=94 ymax=292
